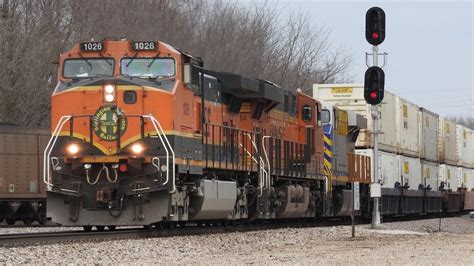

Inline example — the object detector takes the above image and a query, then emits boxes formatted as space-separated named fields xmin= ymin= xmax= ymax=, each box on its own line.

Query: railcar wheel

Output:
xmin=96 ymin=226 xmax=105 ymax=231
xmin=107 ymin=226 xmax=116 ymax=231
xmin=83 ymin=226 xmax=92 ymax=232
xmin=23 ymin=219 xmax=33 ymax=226
xmin=6 ymin=219 xmax=15 ymax=225
xmin=143 ymin=225 xmax=151 ymax=230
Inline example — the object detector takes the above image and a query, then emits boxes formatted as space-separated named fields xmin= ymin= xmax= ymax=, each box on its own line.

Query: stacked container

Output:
xmin=419 ymin=108 xmax=439 ymax=162
xmin=419 ymin=108 xmax=440 ymax=191
xmin=397 ymin=97 xmax=419 ymax=157
xmin=439 ymin=164 xmax=458 ymax=190
xmin=438 ymin=118 xmax=458 ymax=165
xmin=355 ymin=149 xmax=399 ymax=188
xmin=400 ymin=156 xmax=422 ymax=189
xmin=456 ymin=125 xmax=474 ymax=168
xmin=312 ymin=84 xmax=398 ymax=153
xmin=422 ymin=161 xmax=439 ymax=191
xmin=463 ymin=168 xmax=474 ymax=190
xmin=313 ymin=83 xmax=474 ymax=194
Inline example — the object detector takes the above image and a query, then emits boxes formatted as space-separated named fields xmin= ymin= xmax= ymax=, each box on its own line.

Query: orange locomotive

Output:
xmin=45 ymin=39 xmax=354 ymax=229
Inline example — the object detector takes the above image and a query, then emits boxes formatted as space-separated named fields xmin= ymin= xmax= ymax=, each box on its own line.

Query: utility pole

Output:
xmin=364 ymin=7 xmax=386 ymax=229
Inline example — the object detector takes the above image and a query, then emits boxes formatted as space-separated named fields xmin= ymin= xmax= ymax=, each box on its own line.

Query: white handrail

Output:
xmin=43 ymin=116 xmax=71 ymax=188
xmin=262 ymin=136 xmax=271 ymax=189
xmin=143 ymin=114 xmax=176 ymax=193
xmin=244 ymin=133 xmax=267 ymax=196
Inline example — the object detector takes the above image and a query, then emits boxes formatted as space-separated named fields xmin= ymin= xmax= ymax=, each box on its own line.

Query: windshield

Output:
xmin=121 ymin=58 xmax=175 ymax=78
xmin=63 ymin=59 xmax=114 ymax=78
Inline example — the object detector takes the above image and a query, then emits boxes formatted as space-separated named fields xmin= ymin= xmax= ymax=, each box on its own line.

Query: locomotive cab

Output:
xmin=46 ymin=40 xmax=189 ymax=226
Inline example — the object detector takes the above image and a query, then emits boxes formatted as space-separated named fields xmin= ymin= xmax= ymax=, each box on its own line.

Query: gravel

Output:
xmin=0 ymin=217 xmax=473 ymax=264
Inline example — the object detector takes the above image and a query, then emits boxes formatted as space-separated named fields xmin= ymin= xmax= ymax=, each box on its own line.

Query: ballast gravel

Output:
xmin=0 ymin=217 xmax=473 ymax=264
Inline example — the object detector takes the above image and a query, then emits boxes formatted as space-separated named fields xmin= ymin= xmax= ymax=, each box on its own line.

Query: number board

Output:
xmin=131 ymin=41 xmax=157 ymax=51
xmin=80 ymin=42 xmax=104 ymax=52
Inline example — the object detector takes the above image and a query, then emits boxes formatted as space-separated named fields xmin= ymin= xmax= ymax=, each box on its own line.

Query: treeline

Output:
xmin=449 ymin=116 xmax=474 ymax=130
xmin=0 ymin=0 xmax=352 ymax=127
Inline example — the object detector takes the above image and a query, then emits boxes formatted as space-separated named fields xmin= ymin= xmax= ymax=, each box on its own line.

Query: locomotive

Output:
xmin=44 ymin=39 xmax=371 ymax=229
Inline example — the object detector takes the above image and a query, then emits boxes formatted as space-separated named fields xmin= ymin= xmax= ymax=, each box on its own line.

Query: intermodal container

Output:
xmin=400 ymin=155 xmax=422 ymax=190
xmin=438 ymin=118 xmax=458 ymax=165
xmin=418 ymin=108 xmax=439 ymax=162
xmin=355 ymin=149 xmax=399 ymax=188
xmin=313 ymin=84 xmax=399 ymax=153
xmin=421 ymin=160 xmax=439 ymax=191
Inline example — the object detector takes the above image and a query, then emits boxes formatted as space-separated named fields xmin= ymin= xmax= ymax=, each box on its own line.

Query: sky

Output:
xmin=238 ymin=0 xmax=473 ymax=117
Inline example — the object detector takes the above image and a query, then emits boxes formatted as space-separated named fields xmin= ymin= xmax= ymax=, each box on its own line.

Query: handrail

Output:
xmin=143 ymin=114 xmax=176 ymax=193
xmin=43 ymin=116 xmax=72 ymax=188
xmin=262 ymin=136 xmax=271 ymax=189
xmin=244 ymin=133 xmax=267 ymax=196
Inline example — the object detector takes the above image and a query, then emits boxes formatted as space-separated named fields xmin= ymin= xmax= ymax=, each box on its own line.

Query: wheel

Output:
xmin=143 ymin=225 xmax=151 ymax=230
xmin=107 ymin=226 xmax=116 ymax=231
xmin=23 ymin=219 xmax=33 ymax=226
xmin=158 ymin=221 xmax=165 ymax=229
xmin=6 ymin=219 xmax=15 ymax=225
xmin=83 ymin=226 xmax=92 ymax=232
xmin=96 ymin=226 xmax=105 ymax=231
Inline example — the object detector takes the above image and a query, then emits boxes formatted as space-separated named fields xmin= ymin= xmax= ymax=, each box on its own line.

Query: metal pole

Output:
xmin=351 ymin=183 xmax=355 ymax=237
xmin=371 ymin=45 xmax=381 ymax=228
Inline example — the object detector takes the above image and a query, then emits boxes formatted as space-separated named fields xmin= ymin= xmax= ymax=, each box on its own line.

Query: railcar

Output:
xmin=45 ymin=39 xmax=373 ymax=229
xmin=0 ymin=124 xmax=49 ymax=225
xmin=313 ymin=84 xmax=474 ymax=215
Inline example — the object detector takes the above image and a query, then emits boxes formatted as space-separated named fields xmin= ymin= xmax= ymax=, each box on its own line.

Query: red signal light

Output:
xmin=370 ymin=91 xmax=378 ymax=99
xmin=372 ymin=32 xmax=379 ymax=40
xmin=119 ymin=163 xmax=128 ymax=172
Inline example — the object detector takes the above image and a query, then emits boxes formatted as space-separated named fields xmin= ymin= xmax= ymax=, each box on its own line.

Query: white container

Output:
xmin=463 ymin=168 xmax=474 ymax=190
xmin=467 ymin=129 xmax=474 ymax=168
xmin=421 ymin=160 xmax=439 ymax=191
xmin=397 ymin=97 xmax=419 ymax=157
xmin=355 ymin=149 xmax=400 ymax=188
xmin=438 ymin=118 xmax=458 ymax=165
xmin=419 ymin=108 xmax=439 ymax=162
xmin=313 ymin=84 xmax=399 ymax=153
xmin=438 ymin=164 xmax=458 ymax=190
xmin=456 ymin=125 xmax=474 ymax=168
xmin=400 ymin=155 xmax=422 ymax=189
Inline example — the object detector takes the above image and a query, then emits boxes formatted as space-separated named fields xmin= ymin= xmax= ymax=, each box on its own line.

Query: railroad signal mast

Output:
xmin=364 ymin=6 xmax=386 ymax=228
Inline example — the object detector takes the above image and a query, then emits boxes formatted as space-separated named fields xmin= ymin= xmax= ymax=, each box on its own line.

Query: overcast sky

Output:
xmin=239 ymin=0 xmax=473 ymax=117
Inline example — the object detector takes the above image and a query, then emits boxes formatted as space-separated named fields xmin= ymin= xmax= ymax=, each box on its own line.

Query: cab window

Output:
xmin=63 ymin=59 xmax=114 ymax=78
xmin=121 ymin=58 xmax=175 ymax=78
xmin=302 ymin=105 xmax=312 ymax=122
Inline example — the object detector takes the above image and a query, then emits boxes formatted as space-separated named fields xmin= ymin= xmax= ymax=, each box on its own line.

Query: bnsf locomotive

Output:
xmin=43 ymin=39 xmax=370 ymax=229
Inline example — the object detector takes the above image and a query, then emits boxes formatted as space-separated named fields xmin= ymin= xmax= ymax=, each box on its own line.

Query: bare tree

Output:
xmin=0 ymin=0 xmax=352 ymax=126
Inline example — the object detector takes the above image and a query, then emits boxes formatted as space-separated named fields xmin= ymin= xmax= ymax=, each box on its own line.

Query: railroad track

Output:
xmin=0 ymin=220 xmax=347 ymax=247
xmin=2 ymin=214 xmax=469 ymax=247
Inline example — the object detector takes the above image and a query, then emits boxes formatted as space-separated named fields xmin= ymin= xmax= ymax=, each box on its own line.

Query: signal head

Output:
xmin=364 ymin=66 xmax=385 ymax=105
xmin=366 ymin=7 xmax=386 ymax=46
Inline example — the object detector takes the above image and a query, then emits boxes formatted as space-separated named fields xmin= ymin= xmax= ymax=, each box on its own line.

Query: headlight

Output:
xmin=67 ymin=143 xmax=80 ymax=155
xmin=103 ymin=84 xmax=115 ymax=103
xmin=131 ymin=143 xmax=144 ymax=154
xmin=104 ymin=85 xmax=115 ymax=94
xmin=105 ymin=94 xmax=115 ymax=102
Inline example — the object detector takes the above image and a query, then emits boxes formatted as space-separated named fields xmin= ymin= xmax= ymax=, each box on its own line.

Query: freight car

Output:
xmin=313 ymin=84 xmax=474 ymax=214
xmin=42 ymin=39 xmax=378 ymax=229
xmin=0 ymin=124 xmax=49 ymax=225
